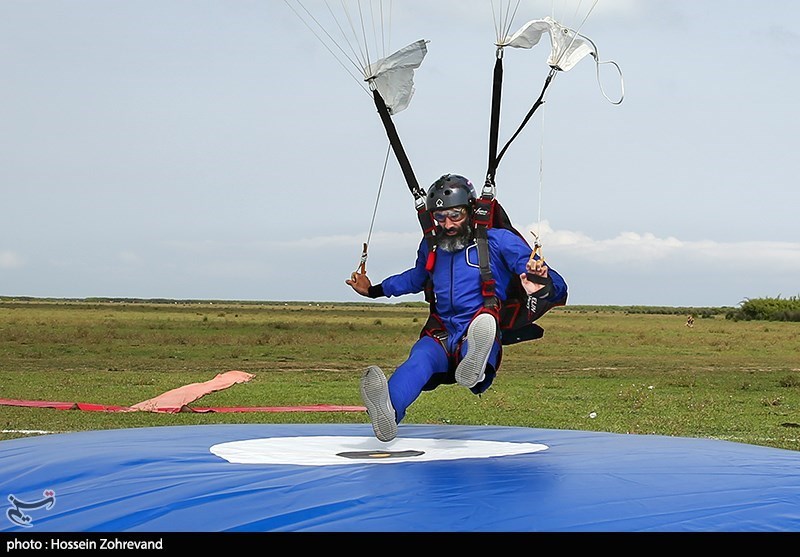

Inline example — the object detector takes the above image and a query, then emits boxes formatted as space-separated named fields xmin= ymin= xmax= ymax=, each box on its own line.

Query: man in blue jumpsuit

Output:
xmin=346 ymin=174 xmax=568 ymax=441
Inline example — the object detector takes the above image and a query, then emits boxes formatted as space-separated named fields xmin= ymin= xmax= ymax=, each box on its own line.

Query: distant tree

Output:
xmin=726 ymin=296 xmax=800 ymax=322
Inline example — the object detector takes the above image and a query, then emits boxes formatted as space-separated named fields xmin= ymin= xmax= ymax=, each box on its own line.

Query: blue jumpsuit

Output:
xmin=379 ymin=228 xmax=568 ymax=423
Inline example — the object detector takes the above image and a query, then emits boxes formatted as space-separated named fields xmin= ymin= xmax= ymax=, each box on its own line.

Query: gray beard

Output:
xmin=437 ymin=227 xmax=474 ymax=253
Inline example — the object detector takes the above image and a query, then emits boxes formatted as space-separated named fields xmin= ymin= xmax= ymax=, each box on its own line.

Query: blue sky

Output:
xmin=2 ymin=1 xmax=798 ymax=307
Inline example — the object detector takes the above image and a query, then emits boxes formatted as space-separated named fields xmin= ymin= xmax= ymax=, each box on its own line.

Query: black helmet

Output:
xmin=426 ymin=174 xmax=476 ymax=211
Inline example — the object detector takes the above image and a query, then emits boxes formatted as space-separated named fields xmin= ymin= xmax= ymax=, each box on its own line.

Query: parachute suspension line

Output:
xmin=283 ymin=1 xmax=371 ymax=95
xmin=570 ymin=0 xmax=585 ymax=23
xmin=336 ymin=0 xmax=376 ymax=74
xmin=356 ymin=142 xmax=392 ymax=275
xmin=284 ymin=1 xmax=398 ymax=98
xmin=369 ymin=144 xmax=392 ymax=247
xmin=376 ymin=0 xmax=393 ymax=60
xmin=491 ymin=0 xmax=521 ymax=45
xmin=549 ymin=0 xmax=600 ymax=70
xmin=552 ymin=0 xmax=589 ymax=28
xmin=532 ymin=99 xmax=546 ymax=263
xmin=527 ymin=0 xmax=594 ymax=265
xmin=548 ymin=0 xmax=596 ymax=34
xmin=529 ymin=0 xmax=601 ymax=261
xmin=335 ymin=1 xmax=369 ymax=71
xmin=337 ymin=0 xmax=394 ymax=69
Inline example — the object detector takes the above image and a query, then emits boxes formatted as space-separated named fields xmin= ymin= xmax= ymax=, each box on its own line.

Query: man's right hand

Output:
xmin=346 ymin=272 xmax=372 ymax=297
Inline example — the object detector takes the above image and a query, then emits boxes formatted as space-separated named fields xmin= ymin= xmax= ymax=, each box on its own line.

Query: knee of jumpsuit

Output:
xmin=387 ymin=335 xmax=449 ymax=423
xmin=461 ymin=338 xmax=502 ymax=395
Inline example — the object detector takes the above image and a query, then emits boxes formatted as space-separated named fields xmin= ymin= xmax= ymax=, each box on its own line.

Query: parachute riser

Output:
xmin=486 ymin=55 xmax=504 ymax=187
xmin=495 ymin=67 xmax=557 ymax=170
xmin=371 ymin=88 xmax=437 ymax=257
xmin=371 ymin=89 xmax=425 ymax=200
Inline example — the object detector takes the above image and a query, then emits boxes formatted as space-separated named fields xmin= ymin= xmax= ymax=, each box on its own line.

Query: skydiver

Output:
xmin=346 ymin=174 xmax=568 ymax=442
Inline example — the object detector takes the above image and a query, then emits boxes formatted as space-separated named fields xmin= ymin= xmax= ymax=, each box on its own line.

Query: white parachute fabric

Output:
xmin=283 ymin=1 xmax=428 ymax=114
xmin=499 ymin=19 xmax=550 ymax=49
xmin=501 ymin=16 xmax=595 ymax=72
xmin=365 ymin=39 xmax=428 ymax=115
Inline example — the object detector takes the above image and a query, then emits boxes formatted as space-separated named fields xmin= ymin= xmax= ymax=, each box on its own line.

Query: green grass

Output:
xmin=1 ymin=300 xmax=798 ymax=451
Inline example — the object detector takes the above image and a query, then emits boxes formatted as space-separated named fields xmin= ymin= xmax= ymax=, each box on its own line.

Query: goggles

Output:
xmin=432 ymin=207 xmax=467 ymax=223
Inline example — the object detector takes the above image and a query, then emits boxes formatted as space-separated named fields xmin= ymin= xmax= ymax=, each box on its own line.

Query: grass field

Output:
xmin=1 ymin=299 xmax=798 ymax=451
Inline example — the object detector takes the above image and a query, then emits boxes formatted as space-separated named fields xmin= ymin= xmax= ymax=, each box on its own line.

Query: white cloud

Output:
xmin=0 ymin=251 xmax=24 ymax=269
xmin=518 ymin=221 xmax=800 ymax=270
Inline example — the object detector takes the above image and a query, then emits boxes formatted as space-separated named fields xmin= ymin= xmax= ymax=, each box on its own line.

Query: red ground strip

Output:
xmin=0 ymin=398 xmax=366 ymax=414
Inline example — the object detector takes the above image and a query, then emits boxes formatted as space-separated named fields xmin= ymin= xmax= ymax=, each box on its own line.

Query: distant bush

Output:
xmin=726 ymin=296 xmax=800 ymax=322
xmin=618 ymin=306 xmax=730 ymax=318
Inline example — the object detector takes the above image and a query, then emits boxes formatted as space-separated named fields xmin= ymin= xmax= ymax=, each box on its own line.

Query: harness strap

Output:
xmin=475 ymin=226 xmax=498 ymax=309
xmin=417 ymin=205 xmax=438 ymax=257
xmin=419 ymin=312 xmax=448 ymax=350
xmin=473 ymin=191 xmax=499 ymax=310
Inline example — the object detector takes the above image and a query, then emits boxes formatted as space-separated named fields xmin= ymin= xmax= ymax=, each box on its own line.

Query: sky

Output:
xmin=2 ymin=0 xmax=798 ymax=308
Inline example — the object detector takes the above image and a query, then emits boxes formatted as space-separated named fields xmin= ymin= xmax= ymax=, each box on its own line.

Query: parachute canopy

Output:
xmin=365 ymin=39 xmax=428 ymax=115
xmin=284 ymin=0 xmax=427 ymax=114
xmin=499 ymin=16 xmax=595 ymax=72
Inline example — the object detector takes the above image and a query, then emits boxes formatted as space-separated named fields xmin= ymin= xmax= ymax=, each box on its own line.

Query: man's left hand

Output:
xmin=520 ymin=259 xmax=549 ymax=296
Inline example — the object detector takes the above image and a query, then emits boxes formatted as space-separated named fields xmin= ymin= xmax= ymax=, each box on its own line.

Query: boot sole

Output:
xmin=360 ymin=365 xmax=398 ymax=442
xmin=455 ymin=313 xmax=496 ymax=388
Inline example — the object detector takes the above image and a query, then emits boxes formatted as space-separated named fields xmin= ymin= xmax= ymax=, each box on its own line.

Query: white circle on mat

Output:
xmin=210 ymin=436 xmax=548 ymax=466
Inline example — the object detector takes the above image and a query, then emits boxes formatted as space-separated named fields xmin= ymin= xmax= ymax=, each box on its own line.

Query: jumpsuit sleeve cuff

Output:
xmin=367 ymin=284 xmax=385 ymax=299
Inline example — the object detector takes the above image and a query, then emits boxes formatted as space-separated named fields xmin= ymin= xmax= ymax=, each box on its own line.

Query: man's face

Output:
xmin=432 ymin=206 xmax=468 ymax=236
xmin=432 ymin=206 xmax=472 ymax=252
